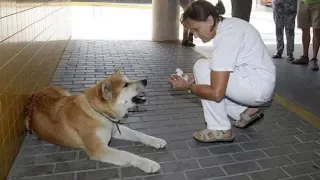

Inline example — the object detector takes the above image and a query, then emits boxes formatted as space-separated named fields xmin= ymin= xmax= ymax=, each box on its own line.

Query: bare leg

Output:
xmin=312 ymin=28 xmax=320 ymax=59
xmin=292 ymin=28 xmax=310 ymax=64
xmin=303 ymin=28 xmax=311 ymax=56
xmin=311 ymin=28 xmax=319 ymax=71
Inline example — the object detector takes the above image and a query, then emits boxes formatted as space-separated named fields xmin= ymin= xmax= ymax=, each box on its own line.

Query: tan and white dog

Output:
xmin=25 ymin=69 xmax=167 ymax=173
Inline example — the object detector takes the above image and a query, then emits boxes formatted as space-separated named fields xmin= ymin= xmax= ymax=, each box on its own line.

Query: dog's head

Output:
xmin=87 ymin=68 xmax=147 ymax=122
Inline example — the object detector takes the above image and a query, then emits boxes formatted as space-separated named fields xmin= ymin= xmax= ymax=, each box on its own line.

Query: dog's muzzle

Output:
xmin=141 ymin=79 xmax=147 ymax=87
xmin=132 ymin=92 xmax=148 ymax=104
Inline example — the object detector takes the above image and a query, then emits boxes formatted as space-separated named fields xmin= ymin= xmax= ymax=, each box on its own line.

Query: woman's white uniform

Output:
xmin=193 ymin=17 xmax=276 ymax=130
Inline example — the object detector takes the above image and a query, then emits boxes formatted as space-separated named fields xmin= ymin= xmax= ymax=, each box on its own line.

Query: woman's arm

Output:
xmin=190 ymin=71 xmax=230 ymax=102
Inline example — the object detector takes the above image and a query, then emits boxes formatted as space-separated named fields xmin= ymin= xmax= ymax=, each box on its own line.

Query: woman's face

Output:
xmin=186 ymin=15 xmax=216 ymax=43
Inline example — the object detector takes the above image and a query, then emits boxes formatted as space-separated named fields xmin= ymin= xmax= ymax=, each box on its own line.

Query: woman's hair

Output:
xmin=180 ymin=0 xmax=225 ymax=27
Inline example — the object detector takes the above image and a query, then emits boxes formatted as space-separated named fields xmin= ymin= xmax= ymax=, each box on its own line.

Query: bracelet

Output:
xmin=187 ymin=83 xmax=193 ymax=94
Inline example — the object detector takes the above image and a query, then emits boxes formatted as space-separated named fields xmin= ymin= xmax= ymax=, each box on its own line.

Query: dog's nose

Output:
xmin=141 ymin=79 xmax=147 ymax=86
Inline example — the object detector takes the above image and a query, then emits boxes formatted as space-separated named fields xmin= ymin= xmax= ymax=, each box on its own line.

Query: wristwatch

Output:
xmin=187 ymin=83 xmax=193 ymax=94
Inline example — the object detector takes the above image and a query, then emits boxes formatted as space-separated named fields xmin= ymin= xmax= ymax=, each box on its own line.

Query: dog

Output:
xmin=25 ymin=69 xmax=167 ymax=173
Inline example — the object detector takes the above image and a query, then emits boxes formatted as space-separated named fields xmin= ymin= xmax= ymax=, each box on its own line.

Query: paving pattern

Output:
xmin=7 ymin=40 xmax=320 ymax=180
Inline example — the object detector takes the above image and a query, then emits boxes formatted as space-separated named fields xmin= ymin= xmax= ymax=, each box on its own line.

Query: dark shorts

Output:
xmin=297 ymin=0 xmax=320 ymax=29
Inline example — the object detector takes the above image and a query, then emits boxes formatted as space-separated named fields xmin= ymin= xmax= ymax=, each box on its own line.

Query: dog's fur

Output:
xmin=25 ymin=70 xmax=167 ymax=173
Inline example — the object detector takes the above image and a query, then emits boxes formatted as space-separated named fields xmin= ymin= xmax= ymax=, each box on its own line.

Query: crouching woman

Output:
xmin=168 ymin=0 xmax=276 ymax=143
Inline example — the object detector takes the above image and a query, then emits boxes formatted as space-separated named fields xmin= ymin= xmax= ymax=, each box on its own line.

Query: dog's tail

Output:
xmin=24 ymin=94 xmax=36 ymax=132
xmin=25 ymin=117 xmax=31 ymax=131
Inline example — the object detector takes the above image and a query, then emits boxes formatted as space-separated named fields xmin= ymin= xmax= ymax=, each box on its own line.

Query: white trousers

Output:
xmin=193 ymin=59 xmax=266 ymax=130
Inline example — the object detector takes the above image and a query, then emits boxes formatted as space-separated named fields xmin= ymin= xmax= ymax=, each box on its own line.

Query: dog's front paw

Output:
xmin=137 ymin=158 xmax=161 ymax=173
xmin=147 ymin=137 xmax=167 ymax=149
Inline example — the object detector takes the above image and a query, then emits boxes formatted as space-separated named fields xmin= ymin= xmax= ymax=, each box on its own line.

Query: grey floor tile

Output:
xmin=268 ymin=136 xmax=301 ymax=146
xmin=141 ymin=152 xmax=176 ymax=163
xmin=248 ymin=168 xmax=288 ymax=180
xmin=295 ymin=133 xmax=320 ymax=142
xmin=98 ymin=161 xmax=117 ymax=169
xmin=197 ymin=154 xmax=235 ymax=168
xmin=298 ymin=126 xmax=320 ymax=134
xmin=55 ymin=160 xmax=96 ymax=173
xmin=208 ymin=144 xmax=244 ymax=155
xmin=185 ymin=167 xmax=226 ymax=180
xmin=77 ymin=168 xmax=119 ymax=180
xmin=256 ymin=156 xmax=294 ymax=169
xmin=240 ymin=140 xmax=274 ymax=151
xmin=287 ymin=151 xmax=320 ymax=163
xmin=20 ymin=145 xmax=59 ymax=156
xmin=162 ymin=141 xmax=189 ymax=151
xmin=144 ymin=172 xmax=186 ymax=180
xmin=35 ymin=152 xmax=77 ymax=165
xmin=8 ymin=165 xmax=54 ymax=179
xmin=282 ymin=162 xmax=320 ymax=176
xmin=160 ymin=159 xmax=199 ymax=173
xmin=22 ymin=173 xmax=75 ymax=180
xmin=246 ymin=131 xmax=278 ymax=141
xmin=232 ymin=150 xmax=267 ymax=161
xmin=174 ymin=148 xmax=211 ymax=160
xmin=314 ymin=159 xmax=320 ymax=167
xmin=208 ymin=174 xmax=251 ymax=180
xmin=281 ymin=175 xmax=314 ymax=180
xmin=273 ymin=128 xmax=303 ymax=137
xmin=310 ymin=172 xmax=320 ymax=180
xmin=222 ymin=161 xmax=261 ymax=175
xmin=263 ymin=145 xmax=297 ymax=157
xmin=186 ymin=139 xmax=223 ymax=149
xmin=292 ymin=142 xmax=320 ymax=152
xmin=253 ymin=123 xmax=283 ymax=131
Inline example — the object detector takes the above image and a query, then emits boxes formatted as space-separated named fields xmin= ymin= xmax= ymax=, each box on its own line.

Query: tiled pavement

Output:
xmin=7 ymin=40 xmax=320 ymax=180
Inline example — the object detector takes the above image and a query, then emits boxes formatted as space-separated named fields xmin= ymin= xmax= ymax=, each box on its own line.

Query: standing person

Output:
xmin=272 ymin=0 xmax=298 ymax=61
xmin=231 ymin=0 xmax=252 ymax=22
xmin=168 ymin=0 xmax=276 ymax=143
xmin=291 ymin=0 xmax=320 ymax=71
xmin=180 ymin=0 xmax=195 ymax=46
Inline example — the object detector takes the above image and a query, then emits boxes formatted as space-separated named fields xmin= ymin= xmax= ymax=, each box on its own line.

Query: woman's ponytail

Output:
xmin=215 ymin=0 xmax=226 ymax=15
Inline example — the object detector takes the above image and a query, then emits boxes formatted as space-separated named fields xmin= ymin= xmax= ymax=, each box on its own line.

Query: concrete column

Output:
xmin=152 ymin=0 xmax=180 ymax=42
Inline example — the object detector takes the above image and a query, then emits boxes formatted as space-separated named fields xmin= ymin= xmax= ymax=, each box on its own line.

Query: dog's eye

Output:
xmin=124 ymin=83 xmax=128 ymax=87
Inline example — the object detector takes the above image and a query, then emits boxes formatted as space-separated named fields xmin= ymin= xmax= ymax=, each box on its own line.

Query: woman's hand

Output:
xmin=183 ymin=73 xmax=195 ymax=84
xmin=168 ymin=74 xmax=190 ymax=91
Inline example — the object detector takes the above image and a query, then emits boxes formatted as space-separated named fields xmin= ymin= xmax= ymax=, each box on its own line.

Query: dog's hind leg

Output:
xmin=84 ymin=132 xmax=161 ymax=173
xmin=112 ymin=124 xmax=167 ymax=149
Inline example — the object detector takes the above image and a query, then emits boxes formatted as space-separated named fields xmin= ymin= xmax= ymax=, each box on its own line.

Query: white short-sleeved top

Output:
xmin=210 ymin=17 xmax=276 ymax=102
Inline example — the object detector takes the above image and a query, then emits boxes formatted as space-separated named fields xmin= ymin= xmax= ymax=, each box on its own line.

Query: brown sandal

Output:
xmin=232 ymin=110 xmax=264 ymax=129
xmin=193 ymin=129 xmax=235 ymax=143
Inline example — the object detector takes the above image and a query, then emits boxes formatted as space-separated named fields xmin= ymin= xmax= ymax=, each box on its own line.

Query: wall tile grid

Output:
xmin=0 ymin=0 xmax=71 ymax=179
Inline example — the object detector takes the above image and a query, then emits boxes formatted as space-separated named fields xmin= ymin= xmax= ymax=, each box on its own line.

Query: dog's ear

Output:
xmin=101 ymin=80 xmax=112 ymax=100
xmin=115 ymin=68 xmax=121 ymax=75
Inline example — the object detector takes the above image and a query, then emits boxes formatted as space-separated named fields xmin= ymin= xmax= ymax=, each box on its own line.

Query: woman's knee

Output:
xmin=193 ymin=59 xmax=210 ymax=74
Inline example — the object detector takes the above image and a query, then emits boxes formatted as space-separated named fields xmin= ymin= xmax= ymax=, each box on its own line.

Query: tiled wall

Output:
xmin=0 ymin=0 xmax=71 ymax=178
